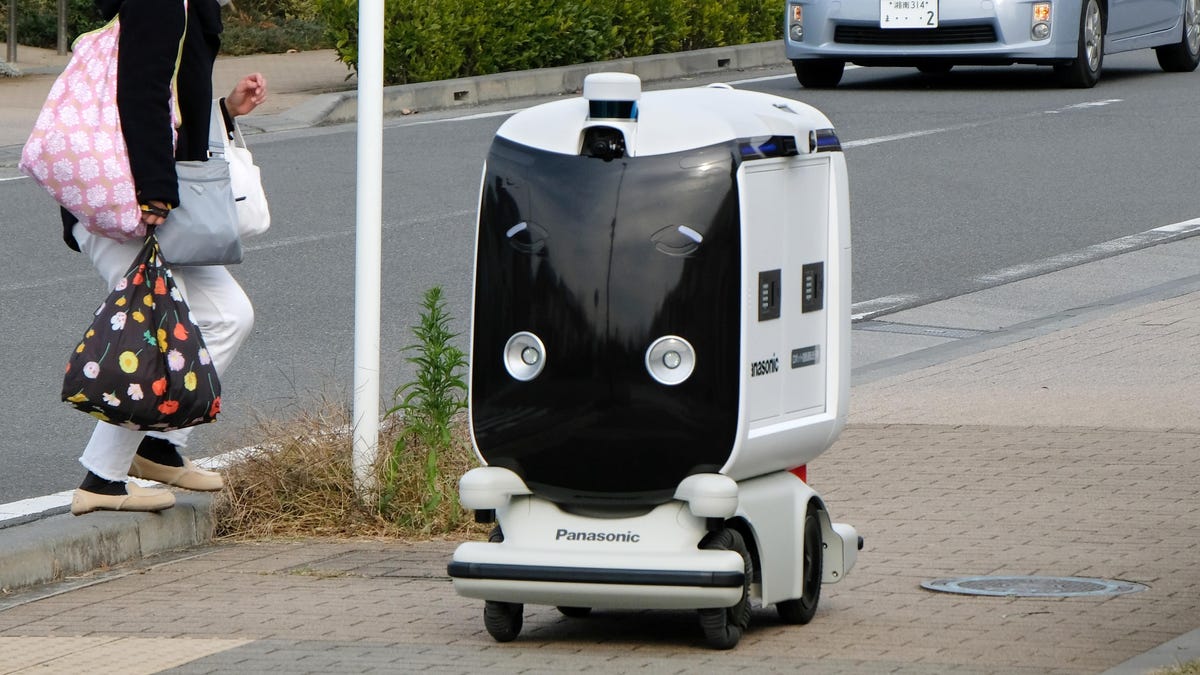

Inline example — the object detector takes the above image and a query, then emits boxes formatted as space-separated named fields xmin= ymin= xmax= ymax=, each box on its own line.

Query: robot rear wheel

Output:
xmin=776 ymin=510 xmax=822 ymax=624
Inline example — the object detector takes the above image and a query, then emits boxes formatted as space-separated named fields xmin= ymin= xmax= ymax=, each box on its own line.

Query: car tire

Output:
xmin=1055 ymin=0 xmax=1104 ymax=87
xmin=1155 ymin=0 xmax=1200 ymax=71
xmin=793 ymin=59 xmax=845 ymax=88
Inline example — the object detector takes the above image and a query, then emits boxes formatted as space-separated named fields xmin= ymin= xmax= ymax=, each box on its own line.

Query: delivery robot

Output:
xmin=448 ymin=72 xmax=861 ymax=650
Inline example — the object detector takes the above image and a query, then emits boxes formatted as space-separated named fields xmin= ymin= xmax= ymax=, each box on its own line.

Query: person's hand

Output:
xmin=225 ymin=73 xmax=267 ymax=117
xmin=140 ymin=201 xmax=171 ymax=227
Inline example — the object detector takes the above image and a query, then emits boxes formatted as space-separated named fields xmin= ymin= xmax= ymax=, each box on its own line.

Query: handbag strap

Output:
xmin=168 ymin=0 xmax=190 ymax=146
xmin=208 ymin=99 xmax=229 ymax=159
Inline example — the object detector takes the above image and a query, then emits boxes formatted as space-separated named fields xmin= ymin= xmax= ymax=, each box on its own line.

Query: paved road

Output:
xmin=1 ymin=51 xmax=1198 ymax=506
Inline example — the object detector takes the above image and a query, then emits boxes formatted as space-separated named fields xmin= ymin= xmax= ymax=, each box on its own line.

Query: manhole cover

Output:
xmin=921 ymin=576 xmax=1148 ymax=597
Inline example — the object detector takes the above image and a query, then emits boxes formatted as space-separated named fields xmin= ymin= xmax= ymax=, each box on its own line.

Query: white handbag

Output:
xmin=212 ymin=100 xmax=271 ymax=238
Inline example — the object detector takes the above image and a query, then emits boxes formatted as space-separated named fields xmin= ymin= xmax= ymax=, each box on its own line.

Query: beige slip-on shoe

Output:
xmin=71 ymin=483 xmax=176 ymax=516
xmin=129 ymin=454 xmax=224 ymax=492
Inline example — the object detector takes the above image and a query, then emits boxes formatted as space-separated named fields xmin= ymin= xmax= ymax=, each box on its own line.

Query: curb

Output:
xmin=271 ymin=42 xmax=785 ymax=128
xmin=0 ymin=492 xmax=214 ymax=594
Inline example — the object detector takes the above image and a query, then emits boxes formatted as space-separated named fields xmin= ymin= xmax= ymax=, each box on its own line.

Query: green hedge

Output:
xmin=5 ymin=0 xmax=780 ymax=82
xmin=314 ymin=0 xmax=783 ymax=85
xmin=1 ymin=0 xmax=104 ymax=49
xmin=1 ymin=0 xmax=329 ymax=54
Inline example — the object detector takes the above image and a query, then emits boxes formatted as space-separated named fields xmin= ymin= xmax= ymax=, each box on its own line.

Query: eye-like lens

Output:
xmin=645 ymin=336 xmax=695 ymax=385
xmin=504 ymin=332 xmax=546 ymax=381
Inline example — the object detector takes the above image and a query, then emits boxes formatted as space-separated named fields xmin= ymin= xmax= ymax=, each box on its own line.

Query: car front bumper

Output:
xmin=785 ymin=0 xmax=1083 ymax=63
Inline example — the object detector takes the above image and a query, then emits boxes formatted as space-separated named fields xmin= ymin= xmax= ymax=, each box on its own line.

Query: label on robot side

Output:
xmin=555 ymin=528 xmax=642 ymax=543
xmin=750 ymin=355 xmax=780 ymax=377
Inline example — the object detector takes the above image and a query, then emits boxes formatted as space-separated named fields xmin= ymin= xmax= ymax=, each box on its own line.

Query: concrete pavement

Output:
xmin=2 ymin=42 xmax=1199 ymax=674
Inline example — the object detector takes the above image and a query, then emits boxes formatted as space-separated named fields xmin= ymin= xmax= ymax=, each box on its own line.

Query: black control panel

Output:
xmin=758 ymin=269 xmax=781 ymax=321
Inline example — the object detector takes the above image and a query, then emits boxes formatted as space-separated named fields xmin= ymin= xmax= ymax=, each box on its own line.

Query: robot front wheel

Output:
xmin=484 ymin=600 xmax=523 ymax=642
xmin=697 ymin=528 xmax=753 ymax=650
xmin=482 ymin=525 xmax=525 ymax=642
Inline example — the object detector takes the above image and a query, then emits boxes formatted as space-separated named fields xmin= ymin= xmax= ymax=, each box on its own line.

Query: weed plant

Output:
xmin=212 ymin=286 xmax=481 ymax=540
xmin=381 ymin=286 xmax=469 ymax=529
xmin=1152 ymin=662 xmax=1200 ymax=675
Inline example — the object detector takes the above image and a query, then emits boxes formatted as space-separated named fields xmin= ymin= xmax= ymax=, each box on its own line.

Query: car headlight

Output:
xmin=789 ymin=4 xmax=804 ymax=41
xmin=1032 ymin=2 xmax=1052 ymax=40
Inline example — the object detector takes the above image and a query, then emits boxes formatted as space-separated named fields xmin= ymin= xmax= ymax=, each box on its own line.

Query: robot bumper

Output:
xmin=448 ymin=466 xmax=860 ymax=610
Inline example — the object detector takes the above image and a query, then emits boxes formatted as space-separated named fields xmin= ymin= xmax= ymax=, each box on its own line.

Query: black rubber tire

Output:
xmin=556 ymin=606 xmax=592 ymax=618
xmin=776 ymin=511 xmax=823 ymax=625
xmin=1055 ymin=0 xmax=1104 ymax=87
xmin=480 ymin=525 xmax=521 ymax=641
xmin=916 ymin=63 xmax=953 ymax=75
xmin=484 ymin=600 xmax=523 ymax=642
xmin=1155 ymin=0 xmax=1200 ymax=72
xmin=696 ymin=528 xmax=752 ymax=650
xmin=793 ymin=59 xmax=845 ymax=88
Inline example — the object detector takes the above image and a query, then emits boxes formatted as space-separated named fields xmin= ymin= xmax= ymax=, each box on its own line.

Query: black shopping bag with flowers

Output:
xmin=63 ymin=235 xmax=221 ymax=430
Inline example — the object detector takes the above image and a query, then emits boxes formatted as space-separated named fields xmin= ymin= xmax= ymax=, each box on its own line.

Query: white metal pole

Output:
xmin=352 ymin=0 xmax=385 ymax=492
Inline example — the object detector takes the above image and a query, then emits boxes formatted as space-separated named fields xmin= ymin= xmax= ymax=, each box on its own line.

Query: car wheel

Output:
xmin=917 ymin=63 xmax=953 ymax=75
xmin=775 ymin=511 xmax=823 ymax=624
xmin=1055 ymin=0 xmax=1104 ymax=87
xmin=696 ymin=528 xmax=752 ymax=650
xmin=1155 ymin=0 xmax=1200 ymax=71
xmin=793 ymin=59 xmax=845 ymax=88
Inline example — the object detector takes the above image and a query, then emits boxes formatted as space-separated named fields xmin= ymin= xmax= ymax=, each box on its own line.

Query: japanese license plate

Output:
xmin=880 ymin=0 xmax=938 ymax=28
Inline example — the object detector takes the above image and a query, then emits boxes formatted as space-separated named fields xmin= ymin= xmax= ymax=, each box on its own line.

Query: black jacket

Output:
xmin=62 ymin=0 xmax=222 ymax=250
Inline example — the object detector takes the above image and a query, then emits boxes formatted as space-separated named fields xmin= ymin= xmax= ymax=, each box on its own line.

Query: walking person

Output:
xmin=65 ymin=0 xmax=267 ymax=515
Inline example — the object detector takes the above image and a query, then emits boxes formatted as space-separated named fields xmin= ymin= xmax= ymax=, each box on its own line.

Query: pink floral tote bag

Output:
xmin=19 ymin=2 xmax=185 ymax=242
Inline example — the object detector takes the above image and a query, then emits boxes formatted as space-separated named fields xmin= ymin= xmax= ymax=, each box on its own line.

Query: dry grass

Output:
xmin=1154 ymin=662 xmax=1200 ymax=675
xmin=212 ymin=403 xmax=487 ymax=540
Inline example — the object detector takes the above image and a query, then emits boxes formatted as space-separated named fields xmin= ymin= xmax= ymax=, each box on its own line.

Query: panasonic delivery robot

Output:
xmin=448 ymin=73 xmax=861 ymax=649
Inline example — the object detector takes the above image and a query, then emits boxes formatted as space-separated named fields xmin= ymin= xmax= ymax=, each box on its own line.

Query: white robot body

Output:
xmin=451 ymin=73 xmax=859 ymax=648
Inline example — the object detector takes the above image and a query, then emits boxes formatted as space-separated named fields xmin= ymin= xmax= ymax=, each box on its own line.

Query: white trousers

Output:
xmin=72 ymin=224 xmax=254 ymax=481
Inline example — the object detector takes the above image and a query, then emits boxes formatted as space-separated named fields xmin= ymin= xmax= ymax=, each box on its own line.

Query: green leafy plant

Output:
xmin=380 ymin=287 xmax=469 ymax=528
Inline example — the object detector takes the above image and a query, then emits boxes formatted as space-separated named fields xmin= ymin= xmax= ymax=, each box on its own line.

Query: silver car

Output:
xmin=784 ymin=0 xmax=1200 ymax=87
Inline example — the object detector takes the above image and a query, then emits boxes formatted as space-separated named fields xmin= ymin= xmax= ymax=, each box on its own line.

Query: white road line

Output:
xmin=1046 ymin=98 xmax=1122 ymax=113
xmin=842 ymin=127 xmax=951 ymax=149
xmin=851 ymin=216 xmax=1200 ymax=320
xmin=0 ymin=440 xmax=296 ymax=526
xmin=0 ymin=210 xmax=477 ymax=296
xmin=844 ymin=98 xmax=1124 ymax=149
xmin=972 ymin=217 xmax=1200 ymax=285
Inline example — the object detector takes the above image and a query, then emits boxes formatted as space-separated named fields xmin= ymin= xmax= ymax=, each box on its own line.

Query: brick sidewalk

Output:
xmin=0 ymin=421 xmax=1196 ymax=674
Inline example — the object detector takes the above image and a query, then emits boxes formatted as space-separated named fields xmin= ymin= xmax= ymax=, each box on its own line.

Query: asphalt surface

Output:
xmin=1 ymin=42 xmax=1198 ymax=674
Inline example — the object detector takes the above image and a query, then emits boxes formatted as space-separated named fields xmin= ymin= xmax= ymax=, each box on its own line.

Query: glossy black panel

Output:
xmin=472 ymin=137 xmax=742 ymax=505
